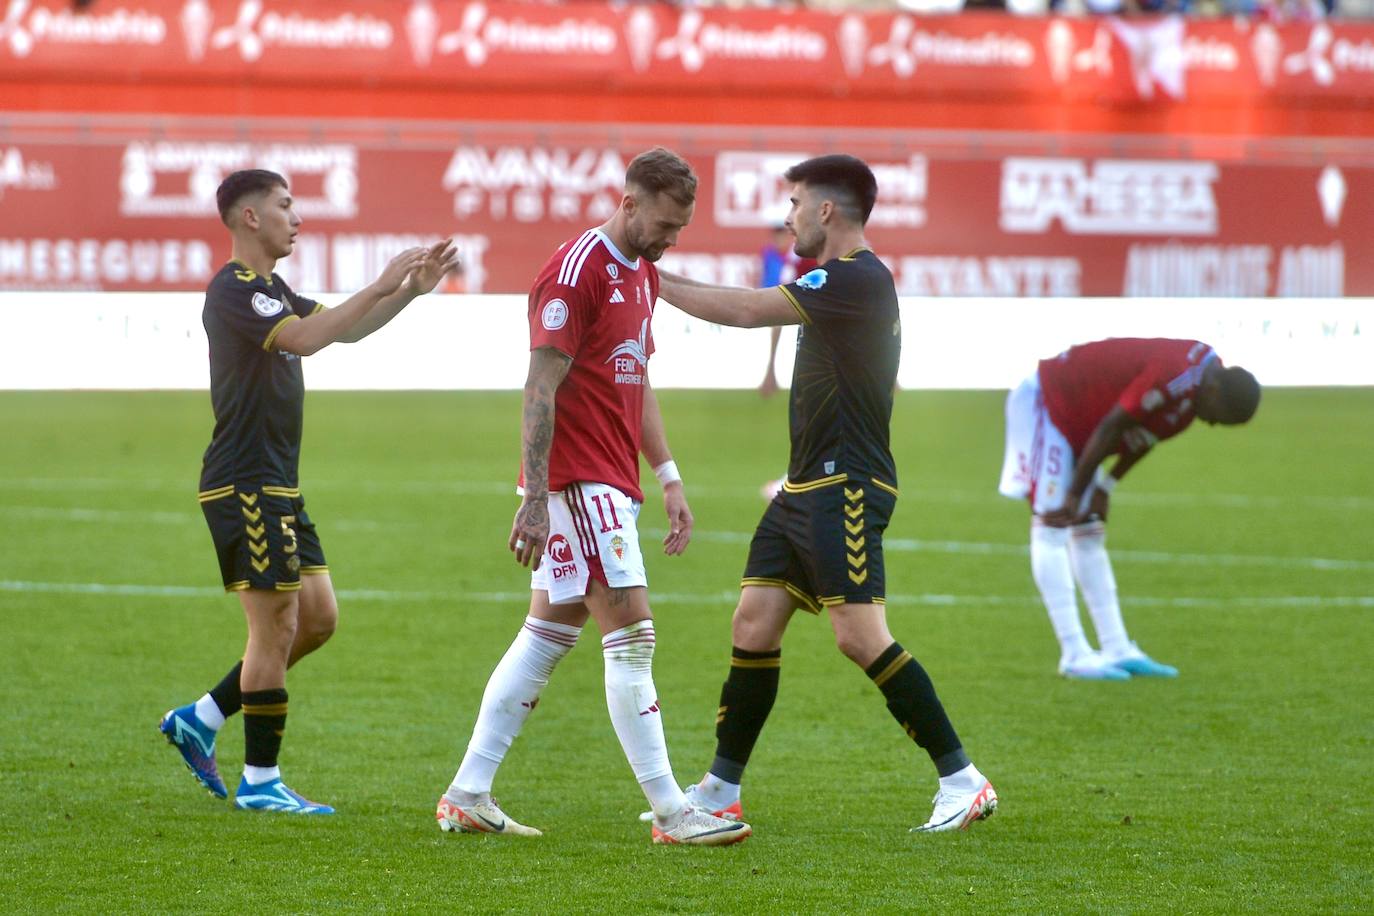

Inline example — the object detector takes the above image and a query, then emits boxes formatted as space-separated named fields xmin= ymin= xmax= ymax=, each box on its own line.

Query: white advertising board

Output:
xmin=0 ymin=294 xmax=1367 ymax=390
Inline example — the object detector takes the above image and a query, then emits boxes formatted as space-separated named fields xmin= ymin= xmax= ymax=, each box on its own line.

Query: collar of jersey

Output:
xmin=839 ymin=247 xmax=873 ymax=262
xmin=593 ymin=229 xmax=641 ymax=271
xmin=230 ymin=258 xmax=274 ymax=285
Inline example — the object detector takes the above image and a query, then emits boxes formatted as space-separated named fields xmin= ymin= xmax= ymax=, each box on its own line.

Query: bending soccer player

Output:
xmin=648 ymin=154 xmax=997 ymax=834
xmin=998 ymin=338 xmax=1261 ymax=680
xmin=159 ymin=169 xmax=457 ymax=812
xmin=436 ymin=148 xmax=750 ymax=846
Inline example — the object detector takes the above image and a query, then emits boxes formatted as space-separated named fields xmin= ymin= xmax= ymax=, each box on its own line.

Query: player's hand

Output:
xmin=405 ymin=238 xmax=461 ymax=296
xmin=662 ymin=482 xmax=693 ymax=556
xmin=1083 ymin=488 xmax=1110 ymax=523
xmin=1039 ymin=505 xmax=1076 ymax=528
xmin=510 ymin=497 xmax=550 ymax=569
xmin=371 ymin=247 xmax=428 ymax=298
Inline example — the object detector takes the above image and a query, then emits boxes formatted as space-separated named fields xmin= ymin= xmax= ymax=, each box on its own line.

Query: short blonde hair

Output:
xmin=626 ymin=148 xmax=697 ymax=207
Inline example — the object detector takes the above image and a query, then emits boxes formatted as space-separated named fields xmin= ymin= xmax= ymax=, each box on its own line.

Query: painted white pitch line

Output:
xmin=3 ymin=579 xmax=1371 ymax=610
xmin=647 ymin=528 xmax=1374 ymax=573
xmin=2 ymin=504 xmax=1368 ymax=573
xmin=2 ymin=476 xmax=1371 ymax=512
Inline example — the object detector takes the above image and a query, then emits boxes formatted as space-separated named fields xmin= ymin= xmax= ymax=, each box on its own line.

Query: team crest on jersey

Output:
xmin=606 ymin=263 xmax=619 ymax=280
xmin=609 ymin=535 xmax=627 ymax=560
xmin=610 ymin=288 xmax=625 ymax=304
xmin=542 ymin=298 xmax=569 ymax=330
xmin=251 ymin=292 xmax=284 ymax=317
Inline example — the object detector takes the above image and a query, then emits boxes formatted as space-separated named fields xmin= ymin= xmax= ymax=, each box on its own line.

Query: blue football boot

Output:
xmin=159 ymin=704 xmax=228 ymax=798
xmin=234 ymin=777 xmax=334 ymax=814
xmin=1105 ymin=643 xmax=1179 ymax=678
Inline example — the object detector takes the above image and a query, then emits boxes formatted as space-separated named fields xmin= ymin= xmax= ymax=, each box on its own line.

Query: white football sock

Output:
xmin=194 ymin=693 xmax=226 ymax=731
xmin=450 ymin=616 xmax=580 ymax=799
xmin=696 ymin=772 xmax=741 ymax=809
xmin=1030 ymin=521 xmax=1093 ymax=661
xmin=243 ymin=764 xmax=280 ymax=785
xmin=1069 ymin=521 xmax=1131 ymax=657
xmin=938 ymin=762 xmax=985 ymax=792
xmin=602 ymin=620 xmax=686 ymax=821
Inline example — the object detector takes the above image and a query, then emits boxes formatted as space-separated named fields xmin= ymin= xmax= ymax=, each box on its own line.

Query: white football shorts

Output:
xmin=531 ymin=481 xmax=647 ymax=605
xmin=998 ymin=371 xmax=1096 ymax=516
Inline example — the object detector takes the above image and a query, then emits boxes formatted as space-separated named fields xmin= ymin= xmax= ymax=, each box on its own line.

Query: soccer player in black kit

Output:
xmin=159 ymin=169 xmax=457 ymax=813
xmin=649 ymin=155 xmax=997 ymax=833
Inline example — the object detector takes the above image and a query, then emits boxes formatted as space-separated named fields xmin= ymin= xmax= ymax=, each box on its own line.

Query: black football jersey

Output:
xmin=199 ymin=261 xmax=323 ymax=490
xmin=777 ymin=248 xmax=901 ymax=491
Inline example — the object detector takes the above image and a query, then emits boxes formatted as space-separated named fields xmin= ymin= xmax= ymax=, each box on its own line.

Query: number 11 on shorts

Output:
xmin=591 ymin=493 xmax=622 ymax=533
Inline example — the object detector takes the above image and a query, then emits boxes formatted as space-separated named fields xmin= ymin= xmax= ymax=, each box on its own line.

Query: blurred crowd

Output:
xmin=646 ymin=0 xmax=1356 ymax=18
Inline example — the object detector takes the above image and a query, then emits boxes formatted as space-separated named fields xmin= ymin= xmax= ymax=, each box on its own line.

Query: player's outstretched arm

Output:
xmin=658 ymin=271 xmax=800 ymax=329
xmin=338 ymin=239 xmax=460 ymax=343
xmin=273 ymin=247 xmax=427 ymax=356
xmin=510 ymin=346 xmax=573 ymax=569
xmin=640 ymin=378 xmax=692 ymax=556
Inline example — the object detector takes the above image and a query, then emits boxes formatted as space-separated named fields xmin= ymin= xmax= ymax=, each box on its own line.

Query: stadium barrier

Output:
xmin=2 ymin=294 xmax=1367 ymax=390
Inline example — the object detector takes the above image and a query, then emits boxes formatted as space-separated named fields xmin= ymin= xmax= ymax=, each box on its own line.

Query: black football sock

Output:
xmin=208 ymin=660 xmax=244 ymax=718
xmin=241 ymin=687 xmax=288 ymax=772
xmin=866 ymin=643 xmax=969 ymax=777
xmin=708 ymin=647 xmax=781 ymax=784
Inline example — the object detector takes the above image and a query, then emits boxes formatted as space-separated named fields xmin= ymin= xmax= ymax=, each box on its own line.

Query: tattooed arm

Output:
xmin=510 ymin=346 xmax=573 ymax=568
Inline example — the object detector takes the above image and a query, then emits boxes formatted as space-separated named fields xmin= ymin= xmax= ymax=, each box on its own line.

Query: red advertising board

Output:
xmin=1 ymin=123 xmax=1368 ymax=296
xmin=2 ymin=0 xmax=1374 ymax=108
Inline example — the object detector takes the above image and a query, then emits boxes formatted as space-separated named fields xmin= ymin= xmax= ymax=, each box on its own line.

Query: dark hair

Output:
xmin=216 ymin=169 xmax=288 ymax=225
xmin=1218 ymin=365 xmax=1261 ymax=424
xmin=783 ymin=154 xmax=878 ymax=225
xmin=625 ymin=148 xmax=697 ymax=207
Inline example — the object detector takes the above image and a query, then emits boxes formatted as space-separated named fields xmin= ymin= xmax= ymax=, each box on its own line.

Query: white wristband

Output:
xmin=1094 ymin=465 xmax=1117 ymax=494
xmin=654 ymin=460 xmax=682 ymax=486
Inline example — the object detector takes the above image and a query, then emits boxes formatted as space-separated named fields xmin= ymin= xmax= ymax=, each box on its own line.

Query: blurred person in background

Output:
xmin=159 ymin=169 xmax=457 ymax=814
xmin=999 ymin=338 xmax=1260 ymax=681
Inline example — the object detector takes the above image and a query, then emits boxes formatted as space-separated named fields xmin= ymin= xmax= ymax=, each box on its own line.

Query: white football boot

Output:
xmin=651 ymin=806 xmax=752 ymax=846
xmin=912 ymin=779 xmax=998 ymax=834
xmin=436 ymin=794 xmax=542 ymax=836
xmin=1058 ymin=650 xmax=1130 ymax=681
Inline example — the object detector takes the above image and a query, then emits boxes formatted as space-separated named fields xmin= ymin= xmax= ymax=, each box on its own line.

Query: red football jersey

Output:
xmin=1038 ymin=338 xmax=1218 ymax=455
xmin=522 ymin=228 xmax=658 ymax=501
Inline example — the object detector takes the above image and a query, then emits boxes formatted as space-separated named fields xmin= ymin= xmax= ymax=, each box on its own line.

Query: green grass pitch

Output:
xmin=1 ymin=388 xmax=1370 ymax=913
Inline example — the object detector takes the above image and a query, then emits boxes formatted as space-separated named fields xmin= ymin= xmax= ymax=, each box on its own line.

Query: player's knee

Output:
xmin=731 ymin=606 xmax=780 ymax=652
xmin=302 ymin=606 xmax=337 ymax=648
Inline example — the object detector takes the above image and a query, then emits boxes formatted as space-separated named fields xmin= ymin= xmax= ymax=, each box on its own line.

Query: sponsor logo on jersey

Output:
xmin=251 ymin=291 xmax=284 ymax=316
xmin=546 ymin=533 xmax=578 ymax=580
xmin=609 ymin=288 xmax=624 ymax=304
xmin=606 ymin=317 xmax=649 ymax=385
xmin=797 ymin=268 xmax=827 ymax=290
xmin=609 ymin=534 xmax=626 ymax=561
xmin=541 ymin=297 xmax=568 ymax=330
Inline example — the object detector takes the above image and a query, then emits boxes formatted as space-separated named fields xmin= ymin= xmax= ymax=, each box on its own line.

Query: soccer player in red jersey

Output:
xmin=436 ymin=149 xmax=750 ymax=846
xmin=998 ymin=338 xmax=1261 ymax=680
